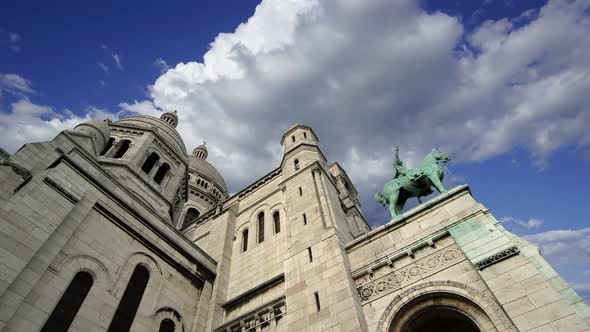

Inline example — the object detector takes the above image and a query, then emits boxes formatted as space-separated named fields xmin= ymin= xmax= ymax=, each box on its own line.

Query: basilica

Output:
xmin=0 ymin=112 xmax=588 ymax=331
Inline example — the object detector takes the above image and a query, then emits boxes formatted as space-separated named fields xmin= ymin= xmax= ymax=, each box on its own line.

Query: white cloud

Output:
xmin=97 ymin=62 xmax=109 ymax=75
xmin=119 ymin=100 xmax=161 ymax=117
xmin=154 ymin=58 xmax=170 ymax=74
xmin=114 ymin=0 xmax=589 ymax=221
xmin=524 ymin=227 xmax=590 ymax=265
xmin=2 ymin=0 xmax=589 ymax=224
xmin=0 ymin=99 xmax=117 ymax=153
xmin=0 ymin=73 xmax=34 ymax=95
xmin=112 ymin=53 xmax=123 ymax=70
xmin=501 ymin=216 xmax=544 ymax=230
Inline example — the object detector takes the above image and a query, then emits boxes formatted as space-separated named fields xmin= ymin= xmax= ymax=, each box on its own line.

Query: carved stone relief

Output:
xmin=357 ymin=244 xmax=463 ymax=303
xmin=375 ymin=280 xmax=517 ymax=332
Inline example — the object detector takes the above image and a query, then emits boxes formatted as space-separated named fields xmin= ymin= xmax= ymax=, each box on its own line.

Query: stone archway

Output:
xmin=387 ymin=293 xmax=490 ymax=332
xmin=376 ymin=281 xmax=517 ymax=332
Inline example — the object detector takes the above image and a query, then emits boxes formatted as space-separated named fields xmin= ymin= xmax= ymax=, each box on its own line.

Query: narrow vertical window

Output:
xmin=242 ymin=229 xmax=249 ymax=252
xmin=107 ymin=265 xmax=150 ymax=332
xmin=308 ymin=247 xmax=313 ymax=262
xmin=154 ymin=163 xmax=170 ymax=184
xmin=314 ymin=291 xmax=321 ymax=311
xmin=303 ymin=213 xmax=307 ymax=225
xmin=299 ymin=187 xmax=303 ymax=196
xmin=291 ymin=135 xmax=295 ymax=143
xmin=158 ymin=318 xmax=175 ymax=332
xmin=273 ymin=211 xmax=281 ymax=234
xmin=294 ymin=159 xmax=300 ymax=171
xmin=41 ymin=271 xmax=93 ymax=332
xmin=258 ymin=212 xmax=265 ymax=243
xmin=303 ymin=132 xmax=308 ymax=139
xmin=113 ymin=140 xmax=131 ymax=158
xmin=101 ymin=137 xmax=115 ymax=156
xmin=141 ymin=152 xmax=159 ymax=174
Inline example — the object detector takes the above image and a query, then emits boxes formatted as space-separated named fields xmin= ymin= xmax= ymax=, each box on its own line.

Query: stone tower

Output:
xmin=179 ymin=143 xmax=228 ymax=229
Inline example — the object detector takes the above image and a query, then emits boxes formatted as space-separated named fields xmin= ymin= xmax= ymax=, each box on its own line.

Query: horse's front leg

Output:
xmin=428 ymin=173 xmax=446 ymax=194
xmin=389 ymin=190 xmax=400 ymax=218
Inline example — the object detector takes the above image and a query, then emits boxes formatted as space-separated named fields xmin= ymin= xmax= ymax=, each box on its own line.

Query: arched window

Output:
xmin=100 ymin=137 xmax=115 ymax=156
xmin=273 ymin=211 xmax=281 ymax=234
xmin=141 ymin=152 xmax=159 ymax=174
xmin=242 ymin=229 xmax=249 ymax=252
xmin=291 ymin=135 xmax=295 ymax=143
xmin=154 ymin=163 xmax=170 ymax=184
xmin=41 ymin=271 xmax=93 ymax=332
xmin=158 ymin=318 xmax=175 ymax=332
xmin=113 ymin=140 xmax=131 ymax=159
xmin=257 ymin=212 xmax=265 ymax=243
xmin=182 ymin=208 xmax=200 ymax=227
xmin=304 ymin=132 xmax=308 ymax=139
xmin=107 ymin=265 xmax=150 ymax=332
xmin=294 ymin=159 xmax=300 ymax=171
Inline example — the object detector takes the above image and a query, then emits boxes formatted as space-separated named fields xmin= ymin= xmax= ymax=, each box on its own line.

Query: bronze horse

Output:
xmin=375 ymin=149 xmax=451 ymax=218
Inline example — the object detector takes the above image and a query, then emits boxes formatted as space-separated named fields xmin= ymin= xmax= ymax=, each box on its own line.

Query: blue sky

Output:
xmin=1 ymin=0 xmax=589 ymax=302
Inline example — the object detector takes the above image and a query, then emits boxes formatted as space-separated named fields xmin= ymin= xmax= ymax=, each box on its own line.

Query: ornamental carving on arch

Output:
xmin=357 ymin=244 xmax=462 ymax=304
xmin=375 ymin=280 xmax=516 ymax=332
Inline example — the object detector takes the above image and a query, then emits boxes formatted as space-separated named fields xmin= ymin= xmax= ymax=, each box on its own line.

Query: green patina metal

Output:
xmin=375 ymin=146 xmax=451 ymax=218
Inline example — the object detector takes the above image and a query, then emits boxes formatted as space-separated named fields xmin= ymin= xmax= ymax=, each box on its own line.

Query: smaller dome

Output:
xmin=161 ymin=110 xmax=178 ymax=128
xmin=73 ymin=119 xmax=111 ymax=154
xmin=193 ymin=142 xmax=208 ymax=160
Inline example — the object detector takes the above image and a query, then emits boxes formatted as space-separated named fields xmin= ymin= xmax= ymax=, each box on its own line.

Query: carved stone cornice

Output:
xmin=474 ymin=246 xmax=519 ymax=270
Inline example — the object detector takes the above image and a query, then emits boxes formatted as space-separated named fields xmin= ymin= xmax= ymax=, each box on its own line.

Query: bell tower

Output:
xmin=280 ymin=124 xmax=325 ymax=179
xmin=278 ymin=124 xmax=369 ymax=331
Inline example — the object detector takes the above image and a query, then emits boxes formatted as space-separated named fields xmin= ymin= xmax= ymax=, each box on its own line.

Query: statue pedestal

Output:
xmin=346 ymin=185 xmax=590 ymax=332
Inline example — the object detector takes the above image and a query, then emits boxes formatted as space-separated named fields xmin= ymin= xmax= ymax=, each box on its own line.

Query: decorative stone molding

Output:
xmin=357 ymin=244 xmax=462 ymax=303
xmin=474 ymin=246 xmax=520 ymax=270
xmin=153 ymin=306 xmax=185 ymax=332
xmin=215 ymin=297 xmax=286 ymax=332
xmin=55 ymin=254 xmax=112 ymax=292
xmin=43 ymin=176 xmax=81 ymax=203
xmin=375 ymin=280 xmax=516 ymax=332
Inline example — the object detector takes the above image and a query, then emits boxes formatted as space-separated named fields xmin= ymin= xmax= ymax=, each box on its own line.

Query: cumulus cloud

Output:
xmin=0 ymin=73 xmax=34 ymax=96
xmin=524 ymin=227 xmax=590 ymax=265
xmin=119 ymin=100 xmax=161 ymax=117
xmin=501 ymin=216 xmax=544 ymax=230
xmin=2 ymin=0 xmax=590 ymax=224
xmin=0 ymin=99 xmax=117 ymax=152
xmin=115 ymin=0 xmax=589 ymax=222
xmin=154 ymin=58 xmax=170 ymax=74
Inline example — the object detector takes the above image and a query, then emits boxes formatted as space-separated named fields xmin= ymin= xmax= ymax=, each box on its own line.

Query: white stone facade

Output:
xmin=0 ymin=117 xmax=588 ymax=332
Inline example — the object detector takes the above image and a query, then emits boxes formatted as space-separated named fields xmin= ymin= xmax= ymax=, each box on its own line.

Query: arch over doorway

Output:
xmin=376 ymin=280 xmax=516 ymax=332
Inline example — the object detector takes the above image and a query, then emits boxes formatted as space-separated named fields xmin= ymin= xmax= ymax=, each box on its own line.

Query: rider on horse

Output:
xmin=393 ymin=146 xmax=420 ymax=182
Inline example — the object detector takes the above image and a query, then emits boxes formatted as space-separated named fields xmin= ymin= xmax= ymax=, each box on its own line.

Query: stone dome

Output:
xmin=193 ymin=142 xmax=208 ymax=160
xmin=161 ymin=110 xmax=178 ymax=128
xmin=187 ymin=145 xmax=228 ymax=194
xmin=73 ymin=119 xmax=111 ymax=154
xmin=114 ymin=115 xmax=186 ymax=156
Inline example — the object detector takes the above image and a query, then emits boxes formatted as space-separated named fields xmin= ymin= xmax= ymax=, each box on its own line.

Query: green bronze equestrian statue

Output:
xmin=375 ymin=146 xmax=451 ymax=218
